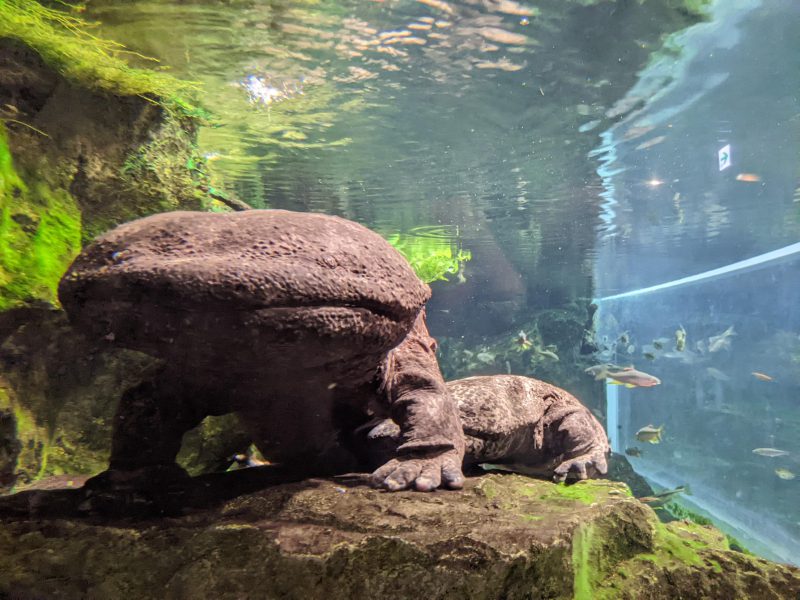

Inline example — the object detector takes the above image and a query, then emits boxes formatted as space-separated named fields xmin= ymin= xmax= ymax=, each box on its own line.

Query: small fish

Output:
xmin=708 ymin=326 xmax=736 ymax=353
xmin=775 ymin=468 xmax=796 ymax=480
xmin=479 ymin=462 xmax=548 ymax=477
xmin=618 ymin=331 xmax=630 ymax=345
xmin=643 ymin=352 xmax=656 ymax=361
xmin=652 ymin=339 xmax=665 ymax=350
xmin=752 ymin=372 xmax=774 ymax=382
xmin=514 ymin=330 xmax=533 ymax=351
xmin=674 ymin=326 xmax=686 ymax=352
xmin=578 ymin=119 xmax=601 ymax=133
xmin=752 ymin=448 xmax=790 ymax=458
xmin=626 ymin=344 xmax=636 ymax=354
xmin=635 ymin=135 xmax=667 ymax=151
xmin=584 ymin=363 xmax=625 ymax=381
xmin=476 ymin=351 xmax=496 ymax=364
xmin=636 ymin=424 xmax=663 ymax=444
xmin=535 ymin=347 xmax=559 ymax=361
xmin=227 ymin=445 xmax=269 ymax=469
xmin=637 ymin=485 xmax=690 ymax=507
xmin=625 ymin=447 xmax=642 ymax=457
xmin=585 ymin=364 xmax=609 ymax=380
xmin=607 ymin=367 xmax=661 ymax=388
xmin=735 ymin=173 xmax=761 ymax=182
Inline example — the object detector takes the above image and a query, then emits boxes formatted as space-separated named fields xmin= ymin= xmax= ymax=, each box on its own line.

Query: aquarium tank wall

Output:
xmin=592 ymin=0 xmax=800 ymax=565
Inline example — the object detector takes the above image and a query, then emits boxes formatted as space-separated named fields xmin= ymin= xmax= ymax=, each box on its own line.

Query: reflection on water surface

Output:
xmin=86 ymin=0 xmax=699 ymax=325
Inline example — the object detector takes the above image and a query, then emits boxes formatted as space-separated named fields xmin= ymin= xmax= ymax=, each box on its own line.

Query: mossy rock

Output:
xmin=0 ymin=308 xmax=158 ymax=485
xmin=0 ymin=474 xmax=797 ymax=599
xmin=0 ymin=2 xmax=226 ymax=484
xmin=0 ymin=1 xmax=214 ymax=310
xmin=0 ymin=305 xmax=252 ymax=487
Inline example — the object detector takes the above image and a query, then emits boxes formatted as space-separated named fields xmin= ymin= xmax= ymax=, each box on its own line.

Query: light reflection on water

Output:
xmin=85 ymin=0 xmax=696 ymax=328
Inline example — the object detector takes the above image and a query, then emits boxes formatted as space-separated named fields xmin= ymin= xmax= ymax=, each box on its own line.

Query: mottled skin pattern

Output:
xmin=369 ymin=375 xmax=609 ymax=482
xmin=58 ymin=209 xmax=464 ymax=495
xmin=454 ymin=375 xmax=609 ymax=481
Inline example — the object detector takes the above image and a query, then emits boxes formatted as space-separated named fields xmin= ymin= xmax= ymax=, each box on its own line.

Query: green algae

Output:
xmin=596 ymin=520 xmax=728 ymax=596
xmin=573 ymin=512 xmax=733 ymax=599
xmin=386 ymin=233 xmax=472 ymax=284
xmin=0 ymin=385 xmax=49 ymax=484
xmin=647 ymin=521 xmax=707 ymax=567
xmin=519 ymin=479 xmax=611 ymax=506
xmin=473 ymin=477 xmax=500 ymax=501
xmin=520 ymin=514 xmax=543 ymax=522
xmin=0 ymin=124 xmax=81 ymax=310
xmin=551 ymin=482 xmax=603 ymax=506
xmin=662 ymin=501 xmax=752 ymax=555
xmin=0 ymin=0 xmax=198 ymax=106
xmin=572 ymin=523 xmax=595 ymax=600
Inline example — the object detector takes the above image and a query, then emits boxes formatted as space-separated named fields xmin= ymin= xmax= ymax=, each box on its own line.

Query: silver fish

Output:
xmin=752 ymin=448 xmax=790 ymax=458
xmin=708 ymin=326 xmax=736 ymax=353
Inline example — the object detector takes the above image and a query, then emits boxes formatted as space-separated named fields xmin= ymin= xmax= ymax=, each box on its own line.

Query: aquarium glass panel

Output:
xmin=593 ymin=0 xmax=800 ymax=566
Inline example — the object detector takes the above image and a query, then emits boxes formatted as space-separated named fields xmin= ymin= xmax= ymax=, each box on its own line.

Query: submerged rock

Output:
xmin=0 ymin=8 xmax=220 ymax=484
xmin=0 ymin=408 xmax=20 ymax=491
xmin=0 ymin=474 xmax=797 ymax=599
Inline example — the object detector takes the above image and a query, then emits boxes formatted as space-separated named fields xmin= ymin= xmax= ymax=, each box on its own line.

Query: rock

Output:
xmin=0 ymin=307 xmax=158 ymax=484
xmin=0 ymin=408 xmax=20 ymax=491
xmin=607 ymin=453 xmax=655 ymax=498
xmin=0 ymin=13 xmax=217 ymax=485
xmin=0 ymin=474 xmax=797 ymax=599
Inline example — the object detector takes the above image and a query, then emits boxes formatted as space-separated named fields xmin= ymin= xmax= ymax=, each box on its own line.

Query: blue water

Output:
xmin=78 ymin=0 xmax=800 ymax=566
xmin=594 ymin=0 xmax=800 ymax=564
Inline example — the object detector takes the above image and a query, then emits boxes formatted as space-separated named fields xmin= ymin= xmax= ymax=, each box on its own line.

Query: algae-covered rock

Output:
xmin=0 ymin=407 xmax=20 ymax=491
xmin=0 ymin=474 xmax=797 ymax=599
xmin=0 ymin=1 xmax=221 ymax=484
xmin=0 ymin=0 xmax=223 ymax=311
xmin=0 ymin=307 xmax=158 ymax=484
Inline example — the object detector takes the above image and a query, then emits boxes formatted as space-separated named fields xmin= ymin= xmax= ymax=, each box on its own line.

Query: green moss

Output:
xmin=521 ymin=514 xmax=543 ymax=522
xmin=473 ymin=478 xmax=500 ymax=501
xmin=0 ymin=124 xmax=81 ymax=309
xmin=629 ymin=520 xmax=730 ymax=574
xmin=572 ymin=523 xmax=595 ymax=600
xmin=385 ymin=233 xmax=471 ymax=284
xmin=0 ymin=386 xmax=49 ymax=485
xmin=664 ymin=502 xmax=712 ymax=525
xmin=551 ymin=482 xmax=602 ymax=506
xmin=663 ymin=502 xmax=752 ymax=554
xmin=650 ymin=522 xmax=704 ymax=567
xmin=0 ymin=0 xmax=198 ymax=108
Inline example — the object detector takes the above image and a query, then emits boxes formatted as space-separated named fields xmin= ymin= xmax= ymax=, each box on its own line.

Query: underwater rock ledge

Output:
xmin=0 ymin=9 xmax=222 ymax=486
xmin=0 ymin=475 xmax=798 ymax=599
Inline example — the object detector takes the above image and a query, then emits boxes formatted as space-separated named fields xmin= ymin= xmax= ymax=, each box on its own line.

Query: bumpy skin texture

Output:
xmin=454 ymin=375 xmax=609 ymax=481
xmin=369 ymin=375 xmax=609 ymax=482
xmin=58 ymin=210 xmax=464 ymax=494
